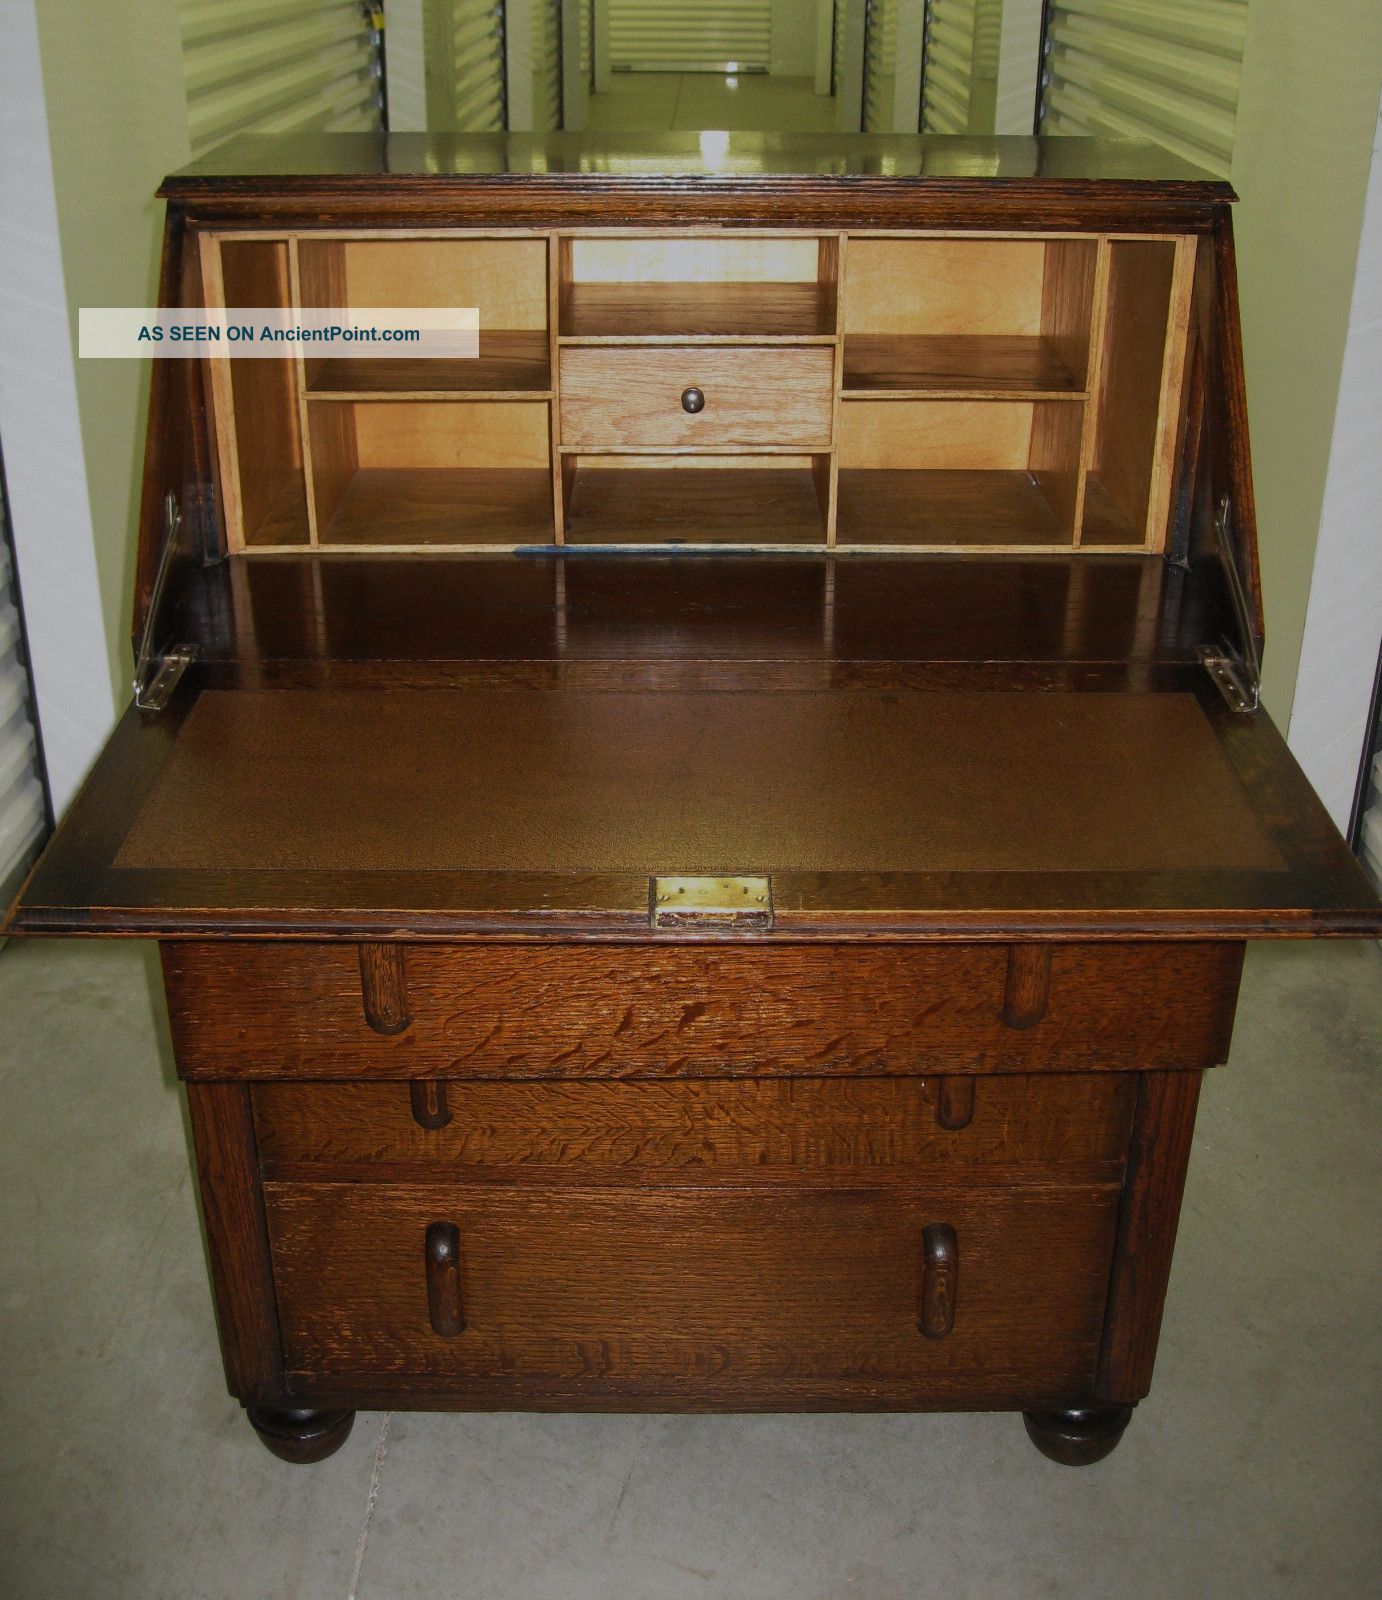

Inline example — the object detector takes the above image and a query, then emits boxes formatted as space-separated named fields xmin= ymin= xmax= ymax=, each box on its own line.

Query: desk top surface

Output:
xmin=11 ymin=673 xmax=1378 ymax=941
xmin=163 ymin=133 xmax=1226 ymax=193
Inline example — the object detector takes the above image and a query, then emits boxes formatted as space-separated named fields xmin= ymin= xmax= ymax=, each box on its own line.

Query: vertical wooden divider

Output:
xmin=548 ymin=232 xmax=566 ymax=543
xmin=823 ymin=232 xmax=846 ymax=548
xmin=287 ymin=236 xmax=320 ymax=548
xmin=1072 ymin=238 xmax=1113 ymax=549
xmin=198 ymin=235 xmax=247 ymax=554
xmin=1142 ymin=235 xmax=1199 ymax=553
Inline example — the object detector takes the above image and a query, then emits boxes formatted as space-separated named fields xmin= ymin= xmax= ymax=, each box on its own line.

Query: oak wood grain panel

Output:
xmin=1095 ymin=1068 xmax=1202 ymax=1402
xmin=559 ymin=346 xmax=834 ymax=450
xmin=164 ymin=940 xmax=1244 ymax=1080
xmin=1089 ymin=240 xmax=1176 ymax=546
xmin=251 ymin=1072 xmax=1136 ymax=1179
xmin=264 ymin=1180 xmax=1120 ymax=1401
xmin=184 ymin=1082 xmax=286 ymax=1404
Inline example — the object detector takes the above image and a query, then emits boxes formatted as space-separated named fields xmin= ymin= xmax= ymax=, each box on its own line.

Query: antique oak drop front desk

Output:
xmin=11 ymin=135 xmax=1381 ymax=1467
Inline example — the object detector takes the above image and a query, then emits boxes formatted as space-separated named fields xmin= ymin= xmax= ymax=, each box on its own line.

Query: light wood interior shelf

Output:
xmin=304 ymin=332 xmax=552 ymax=399
xmin=841 ymin=334 xmax=1086 ymax=398
xmin=559 ymin=282 xmax=835 ymax=342
xmin=317 ymin=468 xmax=554 ymax=548
xmin=201 ymin=228 xmax=1195 ymax=557
xmin=565 ymin=466 xmax=826 ymax=547
xmin=836 ymin=470 xmax=1070 ymax=549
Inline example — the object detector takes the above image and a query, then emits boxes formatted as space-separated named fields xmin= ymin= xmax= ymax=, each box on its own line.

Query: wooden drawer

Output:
xmin=559 ymin=346 xmax=835 ymax=449
xmin=253 ymin=1073 xmax=1136 ymax=1183
xmin=163 ymin=940 xmax=1243 ymax=1081
xmin=265 ymin=1181 xmax=1120 ymax=1406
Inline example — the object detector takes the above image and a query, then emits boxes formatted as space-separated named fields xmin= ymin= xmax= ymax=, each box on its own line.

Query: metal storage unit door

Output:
xmin=450 ymin=0 xmax=508 ymax=129
xmin=607 ymin=0 xmax=771 ymax=72
xmin=177 ymin=0 xmax=383 ymax=157
xmin=1039 ymin=0 xmax=1248 ymax=177
xmin=0 ymin=488 xmax=47 ymax=911
xmin=920 ymin=0 xmax=978 ymax=132
xmin=863 ymin=0 xmax=900 ymax=132
xmin=534 ymin=0 xmax=563 ymax=129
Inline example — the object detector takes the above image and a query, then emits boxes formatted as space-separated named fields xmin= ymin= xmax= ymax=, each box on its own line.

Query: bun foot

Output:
xmin=1023 ymin=1404 xmax=1133 ymax=1466
xmin=247 ymin=1405 xmax=356 ymax=1464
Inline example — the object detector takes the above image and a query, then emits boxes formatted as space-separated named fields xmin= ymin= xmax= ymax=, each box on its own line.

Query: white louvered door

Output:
xmin=920 ymin=0 xmax=978 ymax=132
xmin=863 ymin=0 xmax=899 ymax=130
xmin=607 ymin=0 xmax=771 ymax=72
xmin=177 ymin=0 xmax=384 ymax=158
xmin=448 ymin=0 xmax=508 ymax=129
xmin=864 ymin=0 xmax=924 ymax=133
xmin=534 ymin=0 xmax=564 ymax=128
xmin=1039 ymin=0 xmax=1249 ymax=177
xmin=0 ymin=484 xmax=47 ymax=912
xmin=506 ymin=0 xmax=563 ymax=130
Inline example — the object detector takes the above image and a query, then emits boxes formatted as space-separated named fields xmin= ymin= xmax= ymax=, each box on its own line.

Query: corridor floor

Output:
xmin=584 ymin=72 xmax=837 ymax=133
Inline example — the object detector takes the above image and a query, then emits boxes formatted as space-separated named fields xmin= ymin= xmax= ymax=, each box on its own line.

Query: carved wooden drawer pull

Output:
xmin=409 ymin=1080 xmax=452 ymax=1130
xmin=935 ymin=1077 xmax=975 ymax=1130
xmin=424 ymin=1222 xmax=464 ymax=1337
xmin=919 ymin=1223 xmax=959 ymax=1339
xmin=1001 ymin=944 xmax=1052 ymax=1030
xmin=359 ymin=942 xmax=412 ymax=1035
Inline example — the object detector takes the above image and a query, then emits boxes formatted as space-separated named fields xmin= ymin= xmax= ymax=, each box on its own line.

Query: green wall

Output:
xmin=34 ymin=0 xmax=191 ymax=708
xmin=1230 ymin=0 xmax=1382 ymax=721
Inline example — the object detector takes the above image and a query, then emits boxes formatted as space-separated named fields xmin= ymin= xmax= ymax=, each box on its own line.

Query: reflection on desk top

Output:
xmin=161 ymin=132 xmax=1228 ymax=197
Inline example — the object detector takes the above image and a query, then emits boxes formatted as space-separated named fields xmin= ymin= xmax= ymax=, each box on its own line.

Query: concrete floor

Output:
xmin=1 ymin=936 xmax=1379 ymax=1599
xmin=585 ymin=73 xmax=837 ymax=134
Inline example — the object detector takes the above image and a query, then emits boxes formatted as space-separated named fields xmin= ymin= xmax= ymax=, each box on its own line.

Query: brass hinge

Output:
xmin=1200 ymin=495 xmax=1261 ymax=715
xmin=133 ymin=493 xmax=197 ymax=713
xmin=650 ymin=876 xmax=773 ymax=932
xmin=1199 ymin=646 xmax=1260 ymax=714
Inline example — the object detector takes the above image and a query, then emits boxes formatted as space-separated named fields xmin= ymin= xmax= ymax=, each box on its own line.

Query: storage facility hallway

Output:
xmin=584 ymin=72 xmax=837 ymax=132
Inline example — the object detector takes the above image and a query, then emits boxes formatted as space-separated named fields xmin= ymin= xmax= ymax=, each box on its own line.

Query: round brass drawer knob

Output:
xmin=681 ymin=386 xmax=706 ymax=414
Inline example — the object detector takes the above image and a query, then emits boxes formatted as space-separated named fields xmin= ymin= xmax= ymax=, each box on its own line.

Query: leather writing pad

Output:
xmin=115 ymin=688 xmax=1283 ymax=876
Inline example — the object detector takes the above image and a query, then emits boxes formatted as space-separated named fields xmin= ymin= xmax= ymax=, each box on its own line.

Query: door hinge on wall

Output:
xmin=134 ymin=493 xmax=197 ymax=713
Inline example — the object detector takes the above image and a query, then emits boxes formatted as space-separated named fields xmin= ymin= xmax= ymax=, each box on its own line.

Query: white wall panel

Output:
xmin=0 ymin=0 xmax=119 ymax=816
xmin=1289 ymin=94 xmax=1382 ymax=835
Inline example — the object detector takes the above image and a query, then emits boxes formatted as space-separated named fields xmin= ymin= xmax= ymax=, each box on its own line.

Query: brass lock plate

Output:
xmin=650 ymin=876 xmax=773 ymax=932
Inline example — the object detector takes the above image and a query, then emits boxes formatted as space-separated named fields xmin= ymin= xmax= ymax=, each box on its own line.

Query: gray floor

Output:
xmin=1 ymin=937 xmax=1378 ymax=1600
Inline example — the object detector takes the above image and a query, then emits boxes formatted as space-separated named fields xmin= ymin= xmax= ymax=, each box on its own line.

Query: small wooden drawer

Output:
xmin=252 ymin=1073 xmax=1136 ymax=1183
xmin=265 ymin=1181 xmax=1120 ymax=1406
xmin=163 ymin=940 xmax=1244 ymax=1081
xmin=559 ymin=346 xmax=835 ymax=449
